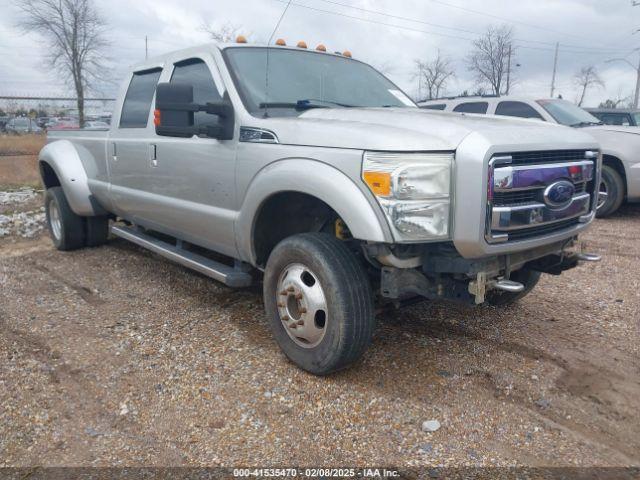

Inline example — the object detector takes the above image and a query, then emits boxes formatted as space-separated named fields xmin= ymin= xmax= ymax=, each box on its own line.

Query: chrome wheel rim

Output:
xmin=597 ymin=179 xmax=609 ymax=210
xmin=276 ymin=263 xmax=328 ymax=349
xmin=49 ymin=200 xmax=62 ymax=241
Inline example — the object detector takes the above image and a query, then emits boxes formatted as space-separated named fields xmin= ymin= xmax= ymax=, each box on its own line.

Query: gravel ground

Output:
xmin=0 ymin=198 xmax=638 ymax=468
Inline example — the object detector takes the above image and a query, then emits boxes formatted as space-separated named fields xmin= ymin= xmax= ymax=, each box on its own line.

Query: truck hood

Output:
xmin=262 ymin=108 xmax=596 ymax=151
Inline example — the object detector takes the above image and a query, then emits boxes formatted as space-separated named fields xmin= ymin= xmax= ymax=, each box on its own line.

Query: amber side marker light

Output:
xmin=316 ymin=44 xmax=327 ymax=52
xmin=153 ymin=109 xmax=161 ymax=127
xmin=275 ymin=38 xmax=286 ymax=46
xmin=236 ymin=35 xmax=247 ymax=43
xmin=363 ymin=171 xmax=391 ymax=196
xmin=297 ymin=41 xmax=308 ymax=49
xmin=343 ymin=50 xmax=352 ymax=58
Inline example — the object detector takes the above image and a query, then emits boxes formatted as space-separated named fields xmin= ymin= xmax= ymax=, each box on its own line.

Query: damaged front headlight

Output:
xmin=362 ymin=151 xmax=453 ymax=241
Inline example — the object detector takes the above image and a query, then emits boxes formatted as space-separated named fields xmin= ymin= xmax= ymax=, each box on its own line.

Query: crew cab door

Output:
xmin=149 ymin=56 xmax=238 ymax=257
xmin=109 ymin=67 xmax=164 ymax=222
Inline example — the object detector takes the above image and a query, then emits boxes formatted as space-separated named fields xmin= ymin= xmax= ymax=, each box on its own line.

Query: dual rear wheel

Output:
xmin=44 ymin=187 xmax=109 ymax=250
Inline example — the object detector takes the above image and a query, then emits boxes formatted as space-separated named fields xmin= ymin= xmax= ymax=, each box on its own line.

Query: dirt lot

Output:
xmin=0 ymin=134 xmax=45 ymax=188
xmin=0 ymin=156 xmax=638 ymax=467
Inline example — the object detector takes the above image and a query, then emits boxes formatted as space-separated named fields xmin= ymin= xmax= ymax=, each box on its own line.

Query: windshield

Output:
xmin=223 ymin=47 xmax=416 ymax=116
xmin=537 ymin=99 xmax=602 ymax=127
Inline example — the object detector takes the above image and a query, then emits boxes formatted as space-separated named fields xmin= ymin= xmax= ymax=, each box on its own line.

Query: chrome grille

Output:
xmin=486 ymin=150 xmax=598 ymax=243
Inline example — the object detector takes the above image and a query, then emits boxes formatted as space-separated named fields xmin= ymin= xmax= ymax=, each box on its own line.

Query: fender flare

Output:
xmin=236 ymin=158 xmax=394 ymax=264
xmin=38 ymin=140 xmax=106 ymax=216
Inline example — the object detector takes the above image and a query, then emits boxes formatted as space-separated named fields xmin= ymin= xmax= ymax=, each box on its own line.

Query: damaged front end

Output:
xmin=372 ymin=238 xmax=600 ymax=305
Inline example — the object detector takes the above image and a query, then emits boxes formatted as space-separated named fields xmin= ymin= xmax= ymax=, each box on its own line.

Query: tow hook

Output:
xmin=468 ymin=273 xmax=524 ymax=305
xmin=493 ymin=279 xmax=525 ymax=292
xmin=576 ymin=252 xmax=601 ymax=262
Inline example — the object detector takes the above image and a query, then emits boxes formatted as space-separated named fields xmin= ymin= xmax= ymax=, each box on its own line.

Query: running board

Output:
xmin=110 ymin=225 xmax=252 ymax=288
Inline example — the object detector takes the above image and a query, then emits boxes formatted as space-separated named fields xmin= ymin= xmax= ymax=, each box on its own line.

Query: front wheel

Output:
xmin=486 ymin=269 xmax=541 ymax=306
xmin=596 ymin=165 xmax=625 ymax=218
xmin=263 ymin=233 xmax=375 ymax=375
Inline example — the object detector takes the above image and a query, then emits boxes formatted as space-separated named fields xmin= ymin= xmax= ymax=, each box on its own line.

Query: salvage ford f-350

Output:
xmin=39 ymin=40 xmax=601 ymax=375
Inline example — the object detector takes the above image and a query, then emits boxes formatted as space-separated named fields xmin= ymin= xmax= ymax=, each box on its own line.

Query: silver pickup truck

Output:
xmin=39 ymin=41 xmax=601 ymax=375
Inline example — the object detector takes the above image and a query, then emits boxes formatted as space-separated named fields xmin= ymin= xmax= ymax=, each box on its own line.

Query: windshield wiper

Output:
xmin=570 ymin=121 xmax=603 ymax=127
xmin=258 ymin=99 xmax=356 ymax=110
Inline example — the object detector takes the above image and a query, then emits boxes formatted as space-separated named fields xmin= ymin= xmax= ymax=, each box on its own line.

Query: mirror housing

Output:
xmin=154 ymin=82 xmax=235 ymax=140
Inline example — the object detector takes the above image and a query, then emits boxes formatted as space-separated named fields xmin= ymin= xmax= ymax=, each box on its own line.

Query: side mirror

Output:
xmin=154 ymin=82 xmax=235 ymax=140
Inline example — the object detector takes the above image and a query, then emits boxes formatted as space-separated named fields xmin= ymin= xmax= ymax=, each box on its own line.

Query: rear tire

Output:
xmin=44 ymin=187 xmax=85 ymax=251
xmin=596 ymin=165 xmax=625 ymax=218
xmin=486 ymin=269 xmax=541 ymax=306
xmin=263 ymin=233 xmax=375 ymax=375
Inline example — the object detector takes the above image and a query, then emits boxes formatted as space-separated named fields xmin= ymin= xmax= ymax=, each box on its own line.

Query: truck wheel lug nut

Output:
xmin=299 ymin=307 xmax=307 ymax=314
xmin=287 ymin=286 xmax=295 ymax=292
xmin=295 ymin=293 xmax=303 ymax=300
xmin=297 ymin=320 xmax=304 ymax=326
xmin=282 ymin=315 xmax=289 ymax=321
xmin=279 ymin=290 xmax=288 ymax=296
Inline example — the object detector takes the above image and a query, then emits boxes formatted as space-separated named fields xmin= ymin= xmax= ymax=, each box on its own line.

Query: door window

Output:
xmin=599 ymin=113 xmax=631 ymax=126
xmin=495 ymin=101 xmax=544 ymax=120
xmin=119 ymin=68 xmax=162 ymax=128
xmin=171 ymin=59 xmax=222 ymax=128
xmin=453 ymin=102 xmax=488 ymax=114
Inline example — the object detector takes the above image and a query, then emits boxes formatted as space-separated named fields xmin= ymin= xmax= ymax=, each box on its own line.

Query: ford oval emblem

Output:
xmin=543 ymin=180 xmax=575 ymax=208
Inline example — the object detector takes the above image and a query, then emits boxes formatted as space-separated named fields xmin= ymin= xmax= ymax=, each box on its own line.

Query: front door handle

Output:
xmin=149 ymin=144 xmax=157 ymax=167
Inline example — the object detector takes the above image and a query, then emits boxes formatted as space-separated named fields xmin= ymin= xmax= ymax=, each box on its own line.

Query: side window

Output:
xmin=599 ymin=113 xmax=630 ymax=126
xmin=171 ymin=59 xmax=222 ymax=128
xmin=495 ymin=101 xmax=544 ymax=120
xmin=453 ymin=102 xmax=488 ymax=114
xmin=421 ymin=104 xmax=446 ymax=110
xmin=119 ymin=68 xmax=162 ymax=128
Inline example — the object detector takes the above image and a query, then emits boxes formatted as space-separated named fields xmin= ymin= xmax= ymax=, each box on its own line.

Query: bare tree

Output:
xmin=15 ymin=0 xmax=108 ymax=127
xmin=414 ymin=50 xmax=455 ymax=100
xmin=574 ymin=66 xmax=605 ymax=106
xmin=201 ymin=21 xmax=247 ymax=43
xmin=466 ymin=25 xmax=516 ymax=96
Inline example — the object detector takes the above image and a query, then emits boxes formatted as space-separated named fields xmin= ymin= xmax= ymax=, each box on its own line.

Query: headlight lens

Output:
xmin=363 ymin=152 xmax=453 ymax=241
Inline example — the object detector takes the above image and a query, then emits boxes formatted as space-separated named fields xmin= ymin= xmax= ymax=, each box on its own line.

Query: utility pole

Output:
xmin=550 ymin=42 xmax=559 ymax=98
xmin=635 ymin=53 xmax=640 ymax=108
xmin=505 ymin=45 xmax=512 ymax=95
xmin=145 ymin=35 xmax=148 ymax=60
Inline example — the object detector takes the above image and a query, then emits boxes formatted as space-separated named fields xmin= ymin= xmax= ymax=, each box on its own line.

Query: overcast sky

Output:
xmin=1 ymin=0 xmax=639 ymax=108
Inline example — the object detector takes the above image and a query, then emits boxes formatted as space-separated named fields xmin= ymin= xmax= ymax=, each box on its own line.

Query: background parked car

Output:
xmin=5 ymin=117 xmax=42 ymax=135
xmin=0 ymin=116 xmax=9 ymax=132
xmin=83 ymin=121 xmax=110 ymax=130
xmin=586 ymin=108 xmax=640 ymax=127
xmin=419 ymin=96 xmax=640 ymax=217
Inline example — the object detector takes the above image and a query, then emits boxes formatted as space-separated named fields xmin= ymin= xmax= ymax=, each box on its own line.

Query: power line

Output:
xmin=310 ymin=0 xmax=626 ymax=52
xmin=274 ymin=0 xmax=628 ymax=55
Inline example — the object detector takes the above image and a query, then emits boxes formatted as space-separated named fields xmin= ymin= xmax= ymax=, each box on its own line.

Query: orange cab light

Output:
xmin=297 ymin=41 xmax=308 ymax=49
xmin=316 ymin=44 xmax=327 ymax=52
xmin=363 ymin=171 xmax=391 ymax=196
xmin=153 ymin=109 xmax=161 ymax=127
xmin=343 ymin=50 xmax=352 ymax=58
xmin=275 ymin=38 xmax=286 ymax=46
xmin=236 ymin=35 xmax=247 ymax=44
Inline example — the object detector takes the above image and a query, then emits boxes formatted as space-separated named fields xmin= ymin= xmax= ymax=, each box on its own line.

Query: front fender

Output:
xmin=236 ymin=158 xmax=393 ymax=264
xmin=39 ymin=140 xmax=106 ymax=216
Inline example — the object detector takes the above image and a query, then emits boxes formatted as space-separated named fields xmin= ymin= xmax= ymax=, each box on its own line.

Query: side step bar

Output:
xmin=110 ymin=225 xmax=252 ymax=288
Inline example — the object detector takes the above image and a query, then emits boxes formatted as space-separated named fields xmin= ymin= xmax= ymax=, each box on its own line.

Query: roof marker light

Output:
xmin=236 ymin=35 xmax=247 ymax=44
xmin=275 ymin=38 xmax=286 ymax=46
xmin=297 ymin=41 xmax=307 ymax=49
xmin=316 ymin=44 xmax=327 ymax=52
xmin=343 ymin=50 xmax=352 ymax=58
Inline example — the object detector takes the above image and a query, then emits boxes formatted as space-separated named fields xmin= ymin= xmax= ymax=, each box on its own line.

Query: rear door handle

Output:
xmin=111 ymin=142 xmax=117 ymax=161
xmin=149 ymin=144 xmax=157 ymax=167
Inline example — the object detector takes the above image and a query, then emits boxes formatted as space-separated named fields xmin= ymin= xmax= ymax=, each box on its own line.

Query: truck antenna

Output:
xmin=264 ymin=0 xmax=292 ymax=118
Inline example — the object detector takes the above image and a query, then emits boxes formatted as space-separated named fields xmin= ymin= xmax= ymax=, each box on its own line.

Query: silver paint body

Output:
xmin=40 ymin=44 xmax=599 ymax=264
xmin=419 ymin=95 xmax=640 ymax=201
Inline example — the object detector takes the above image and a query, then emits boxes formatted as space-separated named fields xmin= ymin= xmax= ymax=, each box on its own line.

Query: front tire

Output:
xmin=263 ymin=233 xmax=375 ymax=375
xmin=45 ymin=187 xmax=85 ymax=251
xmin=597 ymin=165 xmax=625 ymax=218
xmin=486 ymin=269 xmax=541 ymax=306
